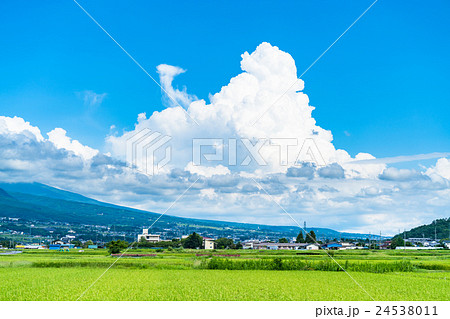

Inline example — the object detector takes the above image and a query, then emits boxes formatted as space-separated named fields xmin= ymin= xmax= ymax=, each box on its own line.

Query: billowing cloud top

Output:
xmin=1 ymin=43 xmax=449 ymax=234
xmin=107 ymin=43 xmax=382 ymax=177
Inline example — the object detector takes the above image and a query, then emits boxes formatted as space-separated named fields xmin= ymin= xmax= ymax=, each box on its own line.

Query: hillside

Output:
xmin=395 ymin=218 xmax=450 ymax=240
xmin=0 ymin=182 xmax=106 ymax=205
xmin=0 ymin=182 xmax=379 ymax=240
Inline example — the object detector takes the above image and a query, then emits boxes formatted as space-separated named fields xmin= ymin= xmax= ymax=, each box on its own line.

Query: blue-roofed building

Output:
xmin=322 ymin=243 xmax=342 ymax=250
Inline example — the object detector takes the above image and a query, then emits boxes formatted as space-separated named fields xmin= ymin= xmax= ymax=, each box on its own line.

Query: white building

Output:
xmin=242 ymin=240 xmax=260 ymax=249
xmin=137 ymin=229 xmax=161 ymax=243
xmin=203 ymin=238 xmax=215 ymax=250
xmin=253 ymin=243 xmax=308 ymax=250
xmin=305 ymin=243 xmax=320 ymax=250
xmin=340 ymin=242 xmax=357 ymax=250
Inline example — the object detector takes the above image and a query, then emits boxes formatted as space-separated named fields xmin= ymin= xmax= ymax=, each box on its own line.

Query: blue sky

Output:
xmin=1 ymin=1 xmax=450 ymax=233
xmin=1 ymin=0 xmax=449 ymax=157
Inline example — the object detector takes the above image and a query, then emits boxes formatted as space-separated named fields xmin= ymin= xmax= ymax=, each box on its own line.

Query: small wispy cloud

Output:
xmin=156 ymin=64 xmax=197 ymax=108
xmin=77 ymin=90 xmax=107 ymax=107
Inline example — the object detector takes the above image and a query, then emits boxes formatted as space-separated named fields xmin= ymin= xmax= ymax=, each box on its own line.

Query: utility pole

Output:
xmin=379 ymin=231 xmax=381 ymax=249
xmin=434 ymin=220 xmax=437 ymax=241
xmin=403 ymin=229 xmax=406 ymax=254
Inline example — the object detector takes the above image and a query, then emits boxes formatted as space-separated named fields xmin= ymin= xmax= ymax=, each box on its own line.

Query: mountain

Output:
xmin=395 ymin=218 xmax=450 ymax=240
xmin=0 ymin=188 xmax=13 ymax=199
xmin=0 ymin=182 xmax=105 ymax=205
xmin=0 ymin=182 xmax=379 ymax=240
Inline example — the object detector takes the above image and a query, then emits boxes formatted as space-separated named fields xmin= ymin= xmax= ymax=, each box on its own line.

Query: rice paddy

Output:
xmin=0 ymin=249 xmax=449 ymax=301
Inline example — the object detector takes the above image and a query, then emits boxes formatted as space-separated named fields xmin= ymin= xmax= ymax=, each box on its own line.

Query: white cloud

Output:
xmin=426 ymin=158 xmax=450 ymax=180
xmin=379 ymin=167 xmax=427 ymax=181
xmin=185 ymin=162 xmax=230 ymax=177
xmin=156 ymin=64 xmax=197 ymax=108
xmin=78 ymin=90 xmax=107 ymax=107
xmin=0 ymin=116 xmax=44 ymax=141
xmin=108 ymin=43 xmax=378 ymax=177
xmin=47 ymin=128 xmax=99 ymax=160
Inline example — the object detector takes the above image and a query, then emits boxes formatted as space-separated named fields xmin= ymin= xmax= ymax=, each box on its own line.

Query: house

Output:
xmin=322 ymin=243 xmax=342 ymax=250
xmin=252 ymin=243 xmax=307 ymax=250
xmin=242 ymin=240 xmax=260 ymax=249
xmin=340 ymin=242 xmax=357 ymax=250
xmin=406 ymin=237 xmax=432 ymax=245
xmin=203 ymin=238 xmax=215 ymax=250
xmin=137 ymin=229 xmax=161 ymax=243
xmin=305 ymin=243 xmax=320 ymax=250
xmin=49 ymin=244 xmax=74 ymax=250
xmin=23 ymin=245 xmax=45 ymax=249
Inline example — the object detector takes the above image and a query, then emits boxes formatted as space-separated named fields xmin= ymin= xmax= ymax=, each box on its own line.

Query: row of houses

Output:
xmin=243 ymin=241 xmax=360 ymax=250
xmin=137 ymin=229 xmax=369 ymax=251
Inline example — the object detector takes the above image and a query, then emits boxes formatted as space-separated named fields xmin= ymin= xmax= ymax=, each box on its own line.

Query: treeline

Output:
xmin=395 ymin=218 xmax=450 ymax=241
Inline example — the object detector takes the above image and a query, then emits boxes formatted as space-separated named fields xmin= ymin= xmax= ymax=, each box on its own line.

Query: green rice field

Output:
xmin=0 ymin=249 xmax=449 ymax=301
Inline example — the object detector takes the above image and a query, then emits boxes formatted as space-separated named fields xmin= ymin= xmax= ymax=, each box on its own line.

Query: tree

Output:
xmin=107 ymin=240 xmax=129 ymax=254
xmin=235 ymin=242 xmax=243 ymax=250
xmin=71 ymin=240 xmax=82 ymax=247
xmin=83 ymin=240 xmax=94 ymax=248
xmin=278 ymin=238 xmax=288 ymax=243
xmin=296 ymin=231 xmax=305 ymax=243
xmin=306 ymin=230 xmax=316 ymax=243
xmin=0 ymin=240 xmax=12 ymax=248
xmin=183 ymin=232 xmax=203 ymax=249
xmin=215 ymin=238 xmax=234 ymax=249
xmin=390 ymin=236 xmax=404 ymax=249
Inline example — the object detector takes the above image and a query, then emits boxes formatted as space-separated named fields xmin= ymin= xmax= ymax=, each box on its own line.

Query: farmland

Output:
xmin=0 ymin=249 xmax=449 ymax=301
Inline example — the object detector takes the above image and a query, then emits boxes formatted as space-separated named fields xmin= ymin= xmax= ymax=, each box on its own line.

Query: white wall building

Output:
xmin=137 ymin=229 xmax=161 ymax=243
xmin=203 ymin=238 xmax=215 ymax=250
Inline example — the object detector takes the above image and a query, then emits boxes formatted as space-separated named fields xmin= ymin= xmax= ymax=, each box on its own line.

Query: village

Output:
xmin=3 ymin=227 xmax=449 ymax=252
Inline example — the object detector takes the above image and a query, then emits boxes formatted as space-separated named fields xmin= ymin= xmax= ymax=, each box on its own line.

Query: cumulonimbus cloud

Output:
xmin=107 ymin=42 xmax=384 ymax=178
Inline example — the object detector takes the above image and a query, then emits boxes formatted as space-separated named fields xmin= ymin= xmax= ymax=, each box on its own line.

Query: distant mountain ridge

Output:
xmin=0 ymin=182 xmax=384 ymax=239
xmin=0 ymin=182 xmax=106 ymax=205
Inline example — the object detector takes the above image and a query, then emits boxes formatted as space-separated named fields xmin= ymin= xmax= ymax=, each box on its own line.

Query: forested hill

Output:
xmin=395 ymin=218 xmax=450 ymax=240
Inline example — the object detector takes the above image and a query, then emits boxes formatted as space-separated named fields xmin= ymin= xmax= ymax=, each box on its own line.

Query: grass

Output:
xmin=0 ymin=249 xmax=449 ymax=301
xmin=1 ymin=268 xmax=449 ymax=301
